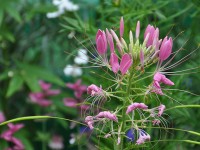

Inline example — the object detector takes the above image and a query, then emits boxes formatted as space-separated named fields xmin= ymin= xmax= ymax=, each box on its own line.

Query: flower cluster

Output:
xmin=83 ymin=17 xmax=175 ymax=147
xmin=0 ymin=123 xmax=24 ymax=150
xmin=29 ymin=80 xmax=60 ymax=107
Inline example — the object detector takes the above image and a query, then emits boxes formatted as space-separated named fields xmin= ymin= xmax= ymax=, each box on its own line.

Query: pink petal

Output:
xmin=110 ymin=53 xmax=119 ymax=73
xmin=120 ymin=53 xmax=133 ymax=75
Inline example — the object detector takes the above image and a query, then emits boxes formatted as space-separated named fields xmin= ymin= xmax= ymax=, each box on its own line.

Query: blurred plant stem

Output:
xmin=42 ymin=121 xmax=47 ymax=150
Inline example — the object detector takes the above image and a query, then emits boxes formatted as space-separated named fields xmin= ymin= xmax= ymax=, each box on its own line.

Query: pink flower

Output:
xmin=29 ymin=93 xmax=52 ymax=107
xmin=85 ymin=116 xmax=94 ymax=130
xmin=136 ymin=129 xmax=150 ymax=145
xmin=158 ymin=104 xmax=165 ymax=116
xmin=144 ymin=25 xmax=159 ymax=47
xmin=154 ymin=72 xmax=174 ymax=86
xmin=96 ymin=111 xmax=118 ymax=122
xmin=0 ymin=123 xmax=24 ymax=149
xmin=87 ymin=84 xmax=103 ymax=97
xmin=110 ymin=53 xmax=120 ymax=73
xmin=120 ymin=17 xmax=124 ymax=37
xmin=48 ymin=135 xmax=64 ymax=150
xmin=119 ymin=53 xmax=133 ymax=75
xmin=152 ymin=72 xmax=174 ymax=95
xmin=66 ymin=79 xmax=87 ymax=99
xmin=96 ymin=29 xmax=107 ymax=55
xmin=159 ymin=36 xmax=173 ymax=61
xmin=0 ymin=111 xmax=5 ymax=123
xmin=126 ymin=103 xmax=148 ymax=114
xmin=29 ymin=80 xmax=60 ymax=107
xmin=63 ymin=98 xmax=77 ymax=107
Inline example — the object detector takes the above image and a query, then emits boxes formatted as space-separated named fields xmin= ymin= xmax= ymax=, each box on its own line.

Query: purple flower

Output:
xmin=79 ymin=126 xmax=91 ymax=134
xmin=126 ymin=129 xmax=135 ymax=142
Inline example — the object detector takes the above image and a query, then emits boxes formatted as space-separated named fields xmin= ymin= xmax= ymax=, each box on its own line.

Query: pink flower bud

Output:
xmin=96 ymin=111 xmax=118 ymax=122
xmin=144 ymin=25 xmax=159 ymax=47
xmin=119 ymin=53 xmax=133 ymax=75
xmin=87 ymin=84 xmax=103 ymax=96
xmin=96 ymin=29 xmax=107 ymax=55
xmin=140 ymin=49 xmax=144 ymax=69
xmin=159 ymin=36 xmax=173 ymax=61
xmin=106 ymin=29 xmax=114 ymax=53
xmin=126 ymin=103 xmax=148 ymax=114
xmin=110 ymin=53 xmax=120 ymax=73
xmin=158 ymin=104 xmax=165 ymax=116
xmin=120 ymin=17 xmax=124 ymax=37
xmin=136 ymin=21 xmax=140 ymax=39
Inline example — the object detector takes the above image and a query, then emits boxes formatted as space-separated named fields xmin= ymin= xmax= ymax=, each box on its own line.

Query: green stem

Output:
xmin=119 ymin=71 xmax=134 ymax=149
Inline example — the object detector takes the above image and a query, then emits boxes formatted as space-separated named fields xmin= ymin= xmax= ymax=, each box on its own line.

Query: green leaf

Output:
xmin=16 ymin=62 xmax=65 ymax=87
xmin=6 ymin=74 xmax=24 ymax=97
xmin=6 ymin=6 xmax=21 ymax=23
xmin=21 ymin=71 xmax=41 ymax=92
xmin=0 ymin=10 xmax=3 ymax=26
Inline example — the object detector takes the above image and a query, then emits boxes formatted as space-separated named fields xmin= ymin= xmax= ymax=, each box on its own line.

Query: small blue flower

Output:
xmin=79 ymin=126 xmax=91 ymax=134
xmin=126 ymin=129 xmax=135 ymax=142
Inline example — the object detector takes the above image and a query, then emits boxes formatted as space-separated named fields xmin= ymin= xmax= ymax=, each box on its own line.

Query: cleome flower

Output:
xmin=85 ymin=111 xmax=118 ymax=130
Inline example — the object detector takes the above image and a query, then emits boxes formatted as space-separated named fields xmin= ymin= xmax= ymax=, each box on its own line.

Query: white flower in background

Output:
xmin=47 ymin=0 xmax=79 ymax=18
xmin=74 ymin=49 xmax=89 ymax=65
xmin=63 ymin=65 xmax=82 ymax=77
xmin=48 ymin=135 xmax=64 ymax=150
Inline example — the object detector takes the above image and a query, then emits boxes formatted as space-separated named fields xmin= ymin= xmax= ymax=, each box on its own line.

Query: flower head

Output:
xmin=136 ymin=129 xmax=150 ymax=145
xmin=87 ymin=84 xmax=103 ymax=97
xmin=126 ymin=103 xmax=148 ymax=114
